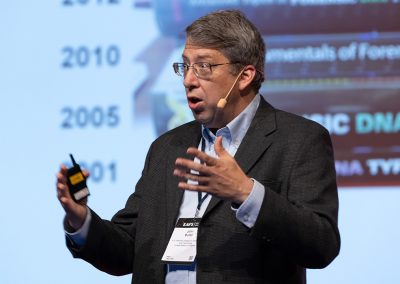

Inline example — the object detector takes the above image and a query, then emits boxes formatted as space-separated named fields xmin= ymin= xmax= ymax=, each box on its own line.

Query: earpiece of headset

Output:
xmin=217 ymin=68 xmax=245 ymax=109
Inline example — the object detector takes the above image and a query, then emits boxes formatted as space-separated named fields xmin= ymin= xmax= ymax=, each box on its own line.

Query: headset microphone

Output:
xmin=217 ymin=69 xmax=245 ymax=109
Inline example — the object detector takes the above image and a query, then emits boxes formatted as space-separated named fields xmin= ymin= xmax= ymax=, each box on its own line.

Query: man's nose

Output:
xmin=183 ymin=67 xmax=199 ymax=90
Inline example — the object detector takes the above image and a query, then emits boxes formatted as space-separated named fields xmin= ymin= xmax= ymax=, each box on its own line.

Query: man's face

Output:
xmin=182 ymin=42 xmax=240 ymax=129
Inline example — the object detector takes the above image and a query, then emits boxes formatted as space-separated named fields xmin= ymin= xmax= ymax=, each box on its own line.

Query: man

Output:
xmin=56 ymin=10 xmax=340 ymax=284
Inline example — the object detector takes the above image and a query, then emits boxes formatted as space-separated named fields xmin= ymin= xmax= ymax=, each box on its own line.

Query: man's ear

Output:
xmin=238 ymin=65 xmax=257 ymax=91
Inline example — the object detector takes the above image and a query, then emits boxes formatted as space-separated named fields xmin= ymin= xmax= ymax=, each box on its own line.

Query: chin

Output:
xmin=192 ymin=111 xmax=221 ymax=128
xmin=192 ymin=111 xmax=210 ymax=124
xmin=194 ymin=117 xmax=209 ymax=125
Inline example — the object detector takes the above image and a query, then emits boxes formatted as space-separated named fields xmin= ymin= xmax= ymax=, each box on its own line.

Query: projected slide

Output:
xmin=134 ymin=1 xmax=400 ymax=187
xmin=1 ymin=1 xmax=399 ymax=284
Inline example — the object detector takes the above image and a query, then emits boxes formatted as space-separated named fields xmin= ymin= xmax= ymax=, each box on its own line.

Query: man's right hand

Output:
xmin=56 ymin=164 xmax=89 ymax=231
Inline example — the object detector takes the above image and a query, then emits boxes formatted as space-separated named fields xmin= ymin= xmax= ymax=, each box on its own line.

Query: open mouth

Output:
xmin=188 ymin=97 xmax=202 ymax=104
xmin=187 ymin=96 xmax=204 ymax=111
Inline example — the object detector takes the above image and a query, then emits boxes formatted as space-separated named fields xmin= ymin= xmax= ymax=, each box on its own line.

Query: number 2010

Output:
xmin=61 ymin=45 xmax=120 ymax=68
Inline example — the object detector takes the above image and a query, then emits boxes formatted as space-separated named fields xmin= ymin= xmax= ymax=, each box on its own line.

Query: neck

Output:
xmin=204 ymin=91 xmax=257 ymax=130
xmin=224 ymin=91 xmax=256 ymax=122
xmin=208 ymin=128 xmax=218 ymax=135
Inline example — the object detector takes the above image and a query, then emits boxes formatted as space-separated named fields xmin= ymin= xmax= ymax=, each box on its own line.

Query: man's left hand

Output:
xmin=174 ymin=136 xmax=253 ymax=204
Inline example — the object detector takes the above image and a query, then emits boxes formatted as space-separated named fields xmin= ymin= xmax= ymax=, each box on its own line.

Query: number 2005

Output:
xmin=61 ymin=105 xmax=120 ymax=129
xmin=62 ymin=0 xmax=120 ymax=7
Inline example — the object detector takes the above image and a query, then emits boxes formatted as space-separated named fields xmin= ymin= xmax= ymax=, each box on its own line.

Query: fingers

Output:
xmin=175 ymin=140 xmax=226 ymax=181
xmin=56 ymin=165 xmax=68 ymax=192
xmin=173 ymin=168 xmax=210 ymax=184
xmin=177 ymin=181 xmax=210 ymax=192
xmin=174 ymin=140 xmax=251 ymax=202
xmin=55 ymin=164 xmax=89 ymax=230
xmin=56 ymin=164 xmax=75 ymax=208
xmin=186 ymin=147 xmax=218 ymax=166
xmin=82 ymin=169 xmax=90 ymax=178
xmin=214 ymin=136 xmax=227 ymax=157
xmin=175 ymin=157 xmax=212 ymax=175
xmin=57 ymin=183 xmax=71 ymax=209
xmin=187 ymin=136 xmax=228 ymax=161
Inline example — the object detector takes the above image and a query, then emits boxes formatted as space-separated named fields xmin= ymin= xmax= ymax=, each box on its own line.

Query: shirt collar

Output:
xmin=201 ymin=94 xmax=261 ymax=146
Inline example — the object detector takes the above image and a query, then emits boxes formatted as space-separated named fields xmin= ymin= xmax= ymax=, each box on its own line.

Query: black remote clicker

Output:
xmin=66 ymin=154 xmax=90 ymax=201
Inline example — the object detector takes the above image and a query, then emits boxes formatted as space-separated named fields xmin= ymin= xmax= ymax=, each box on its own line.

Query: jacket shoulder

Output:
xmin=151 ymin=120 xmax=201 ymax=147
xmin=274 ymin=108 xmax=329 ymax=136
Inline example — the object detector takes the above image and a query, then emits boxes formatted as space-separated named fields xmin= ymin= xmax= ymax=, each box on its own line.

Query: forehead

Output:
xmin=182 ymin=43 xmax=227 ymax=62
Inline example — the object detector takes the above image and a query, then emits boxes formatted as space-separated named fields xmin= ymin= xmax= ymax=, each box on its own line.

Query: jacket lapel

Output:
xmin=165 ymin=122 xmax=202 ymax=234
xmin=203 ymin=97 xmax=277 ymax=217
xmin=234 ymin=98 xmax=277 ymax=173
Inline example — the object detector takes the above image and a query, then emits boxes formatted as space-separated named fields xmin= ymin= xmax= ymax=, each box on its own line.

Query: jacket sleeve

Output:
xmin=66 ymin=142 xmax=154 ymax=276
xmin=251 ymin=126 xmax=341 ymax=268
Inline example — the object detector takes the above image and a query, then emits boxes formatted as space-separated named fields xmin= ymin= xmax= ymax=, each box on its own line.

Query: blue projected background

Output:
xmin=0 ymin=1 xmax=399 ymax=283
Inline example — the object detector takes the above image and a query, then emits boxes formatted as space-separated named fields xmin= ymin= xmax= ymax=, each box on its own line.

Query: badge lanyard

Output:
xmin=161 ymin=137 xmax=210 ymax=263
xmin=161 ymin=216 xmax=200 ymax=263
xmin=195 ymin=137 xmax=209 ymax=218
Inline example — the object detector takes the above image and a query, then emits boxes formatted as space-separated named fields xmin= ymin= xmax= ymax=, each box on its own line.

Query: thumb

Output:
xmin=214 ymin=136 xmax=228 ymax=158
xmin=82 ymin=169 xmax=90 ymax=179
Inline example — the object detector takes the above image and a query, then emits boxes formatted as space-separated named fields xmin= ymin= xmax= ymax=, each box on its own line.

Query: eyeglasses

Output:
xmin=173 ymin=62 xmax=238 ymax=79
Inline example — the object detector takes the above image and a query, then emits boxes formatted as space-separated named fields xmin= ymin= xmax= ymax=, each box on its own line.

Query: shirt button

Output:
xmin=244 ymin=214 xmax=249 ymax=222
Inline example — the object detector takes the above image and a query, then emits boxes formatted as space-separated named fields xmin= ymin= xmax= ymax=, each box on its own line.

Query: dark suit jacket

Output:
xmin=68 ymin=98 xmax=340 ymax=283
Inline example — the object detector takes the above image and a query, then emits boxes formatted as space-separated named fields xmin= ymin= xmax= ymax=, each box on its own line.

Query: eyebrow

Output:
xmin=182 ymin=54 xmax=214 ymax=62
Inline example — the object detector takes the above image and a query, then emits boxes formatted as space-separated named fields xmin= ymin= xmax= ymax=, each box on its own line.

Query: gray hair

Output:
xmin=185 ymin=10 xmax=265 ymax=92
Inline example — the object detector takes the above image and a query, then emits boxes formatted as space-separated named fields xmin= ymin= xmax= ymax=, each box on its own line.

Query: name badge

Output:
xmin=161 ymin=218 xmax=201 ymax=263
